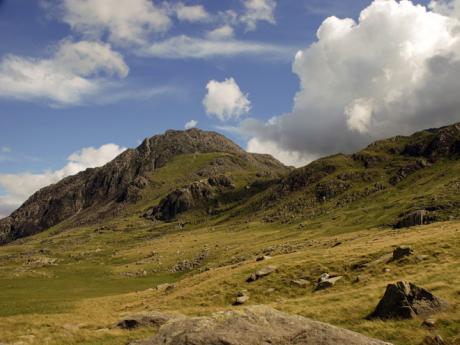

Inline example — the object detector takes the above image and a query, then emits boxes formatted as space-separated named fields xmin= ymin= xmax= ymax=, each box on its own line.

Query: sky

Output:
xmin=3 ymin=0 xmax=460 ymax=218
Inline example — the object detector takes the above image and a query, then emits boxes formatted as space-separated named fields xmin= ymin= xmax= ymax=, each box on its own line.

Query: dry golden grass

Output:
xmin=0 ymin=218 xmax=459 ymax=345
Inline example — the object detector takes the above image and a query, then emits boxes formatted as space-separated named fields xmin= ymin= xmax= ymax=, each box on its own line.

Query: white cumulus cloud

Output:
xmin=60 ymin=0 xmax=171 ymax=46
xmin=242 ymin=0 xmax=460 ymax=166
xmin=0 ymin=143 xmax=126 ymax=219
xmin=175 ymin=3 xmax=209 ymax=22
xmin=241 ymin=0 xmax=277 ymax=31
xmin=185 ymin=119 xmax=198 ymax=129
xmin=0 ymin=40 xmax=128 ymax=106
xmin=206 ymin=25 xmax=235 ymax=40
xmin=203 ymin=78 xmax=251 ymax=121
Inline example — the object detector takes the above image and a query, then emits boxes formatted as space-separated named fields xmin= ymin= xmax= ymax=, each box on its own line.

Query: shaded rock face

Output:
xmin=395 ymin=210 xmax=431 ymax=228
xmin=0 ymin=129 xmax=286 ymax=244
xmin=144 ymin=175 xmax=235 ymax=221
xmin=369 ymin=281 xmax=449 ymax=320
xmin=136 ymin=306 xmax=392 ymax=345
xmin=403 ymin=123 xmax=460 ymax=160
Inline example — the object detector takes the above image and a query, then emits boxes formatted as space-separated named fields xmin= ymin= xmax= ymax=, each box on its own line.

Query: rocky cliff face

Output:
xmin=0 ymin=129 xmax=286 ymax=244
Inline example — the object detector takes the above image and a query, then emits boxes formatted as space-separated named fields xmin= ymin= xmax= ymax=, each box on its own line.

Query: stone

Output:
xmin=392 ymin=246 xmax=414 ymax=261
xmin=422 ymin=319 xmax=436 ymax=328
xmin=247 ymin=266 xmax=277 ymax=282
xmin=117 ymin=311 xmax=183 ymax=330
xmin=234 ymin=294 xmax=249 ymax=305
xmin=369 ymin=281 xmax=449 ymax=320
xmin=395 ymin=210 xmax=428 ymax=228
xmin=156 ymin=283 xmax=176 ymax=292
xmin=420 ymin=335 xmax=445 ymax=345
xmin=134 ymin=306 xmax=392 ymax=345
xmin=255 ymin=255 xmax=271 ymax=262
xmin=291 ymin=279 xmax=310 ymax=287
xmin=316 ymin=276 xmax=343 ymax=290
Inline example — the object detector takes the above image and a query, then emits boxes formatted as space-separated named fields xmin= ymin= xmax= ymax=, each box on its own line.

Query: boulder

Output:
xmin=395 ymin=210 xmax=428 ymax=228
xmin=134 ymin=306 xmax=392 ymax=345
xmin=315 ymin=273 xmax=342 ymax=290
xmin=369 ymin=281 xmax=449 ymax=320
xmin=234 ymin=292 xmax=250 ymax=305
xmin=117 ymin=311 xmax=183 ymax=329
xmin=392 ymin=245 xmax=414 ymax=261
xmin=255 ymin=255 xmax=271 ymax=262
xmin=420 ymin=335 xmax=445 ymax=345
xmin=247 ymin=266 xmax=277 ymax=282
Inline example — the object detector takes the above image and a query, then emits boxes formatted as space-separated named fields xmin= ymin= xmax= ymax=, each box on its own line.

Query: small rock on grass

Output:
xmin=291 ymin=279 xmax=310 ymax=287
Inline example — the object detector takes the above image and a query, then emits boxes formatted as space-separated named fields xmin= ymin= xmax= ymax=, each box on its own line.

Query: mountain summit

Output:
xmin=0 ymin=128 xmax=287 ymax=244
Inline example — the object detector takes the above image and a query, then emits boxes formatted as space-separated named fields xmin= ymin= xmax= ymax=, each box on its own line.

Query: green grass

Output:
xmin=0 ymin=263 xmax=179 ymax=317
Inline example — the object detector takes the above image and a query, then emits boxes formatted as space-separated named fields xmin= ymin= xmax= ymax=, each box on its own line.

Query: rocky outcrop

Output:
xmin=144 ymin=175 xmax=235 ymax=221
xmin=134 ymin=306 xmax=392 ymax=345
xmin=246 ymin=266 xmax=277 ymax=282
xmin=395 ymin=210 xmax=430 ymax=228
xmin=369 ymin=281 xmax=449 ymax=320
xmin=402 ymin=123 xmax=460 ymax=160
xmin=0 ymin=129 xmax=287 ymax=244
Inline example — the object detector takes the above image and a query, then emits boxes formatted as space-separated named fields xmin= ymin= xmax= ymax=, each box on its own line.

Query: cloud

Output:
xmin=203 ymin=78 xmax=251 ymax=121
xmin=242 ymin=0 xmax=460 ymax=166
xmin=0 ymin=143 xmax=126 ymax=218
xmin=60 ymin=0 xmax=171 ymax=46
xmin=185 ymin=119 xmax=198 ymax=129
xmin=206 ymin=25 xmax=235 ymax=40
xmin=247 ymin=137 xmax=314 ymax=167
xmin=241 ymin=0 xmax=277 ymax=31
xmin=175 ymin=3 xmax=209 ymax=22
xmin=0 ymin=40 xmax=128 ymax=106
xmin=1 ymin=147 xmax=11 ymax=153
xmin=139 ymin=34 xmax=289 ymax=59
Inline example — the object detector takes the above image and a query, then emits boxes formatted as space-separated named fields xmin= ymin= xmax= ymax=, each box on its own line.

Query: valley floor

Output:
xmin=0 ymin=218 xmax=459 ymax=345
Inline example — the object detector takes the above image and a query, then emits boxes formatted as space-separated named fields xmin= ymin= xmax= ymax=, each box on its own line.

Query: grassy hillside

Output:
xmin=1 ymin=125 xmax=460 ymax=344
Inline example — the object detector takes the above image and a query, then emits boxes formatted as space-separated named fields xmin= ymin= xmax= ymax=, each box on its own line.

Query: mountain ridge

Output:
xmin=0 ymin=128 xmax=287 ymax=244
xmin=3 ymin=122 xmax=460 ymax=244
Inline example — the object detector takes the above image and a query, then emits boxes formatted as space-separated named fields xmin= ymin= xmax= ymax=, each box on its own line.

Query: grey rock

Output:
xmin=134 ymin=306 xmax=392 ymax=345
xmin=392 ymin=245 xmax=414 ymax=261
xmin=395 ymin=210 xmax=428 ymax=228
xmin=420 ymin=335 xmax=445 ymax=345
xmin=316 ymin=276 xmax=343 ymax=290
xmin=369 ymin=281 xmax=449 ymax=320
xmin=247 ymin=266 xmax=277 ymax=282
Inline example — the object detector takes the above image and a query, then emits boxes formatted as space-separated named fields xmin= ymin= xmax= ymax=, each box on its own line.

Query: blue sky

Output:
xmin=0 ymin=0 xmax=374 ymax=172
xmin=4 ymin=0 xmax=460 ymax=217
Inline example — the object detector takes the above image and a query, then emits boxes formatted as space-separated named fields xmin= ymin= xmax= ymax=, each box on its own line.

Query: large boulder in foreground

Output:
xmin=136 ymin=306 xmax=391 ymax=345
xmin=369 ymin=281 xmax=449 ymax=320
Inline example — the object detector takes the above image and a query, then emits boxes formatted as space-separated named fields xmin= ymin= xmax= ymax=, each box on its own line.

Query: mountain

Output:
xmin=234 ymin=122 xmax=460 ymax=229
xmin=0 ymin=128 xmax=288 ymax=244
xmin=4 ymin=123 xmax=460 ymax=244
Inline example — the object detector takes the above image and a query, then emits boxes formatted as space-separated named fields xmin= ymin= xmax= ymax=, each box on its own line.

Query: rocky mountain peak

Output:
xmin=0 ymin=129 xmax=280 ymax=244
